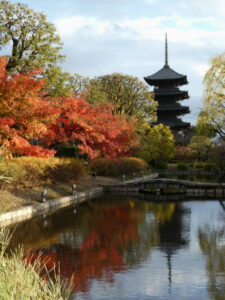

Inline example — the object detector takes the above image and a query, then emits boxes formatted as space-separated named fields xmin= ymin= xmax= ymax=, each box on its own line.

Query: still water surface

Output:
xmin=9 ymin=196 xmax=225 ymax=300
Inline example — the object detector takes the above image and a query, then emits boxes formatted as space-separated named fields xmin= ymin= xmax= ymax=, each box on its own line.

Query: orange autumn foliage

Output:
xmin=24 ymin=202 xmax=140 ymax=293
xmin=0 ymin=56 xmax=139 ymax=159
xmin=0 ymin=57 xmax=56 ymax=158
xmin=45 ymin=97 xmax=139 ymax=159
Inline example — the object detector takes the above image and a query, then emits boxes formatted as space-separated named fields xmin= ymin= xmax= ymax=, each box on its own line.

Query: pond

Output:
xmin=9 ymin=195 xmax=225 ymax=300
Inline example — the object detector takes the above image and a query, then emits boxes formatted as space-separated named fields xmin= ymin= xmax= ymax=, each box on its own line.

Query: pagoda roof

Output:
xmin=154 ymin=88 xmax=188 ymax=95
xmin=158 ymin=105 xmax=190 ymax=113
xmin=144 ymin=34 xmax=188 ymax=86
xmin=144 ymin=65 xmax=187 ymax=85
xmin=155 ymin=119 xmax=190 ymax=130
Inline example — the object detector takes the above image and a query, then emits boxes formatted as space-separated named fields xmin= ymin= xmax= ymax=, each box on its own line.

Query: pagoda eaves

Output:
xmin=144 ymin=65 xmax=188 ymax=86
xmin=144 ymin=33 xmax=190 ymax=132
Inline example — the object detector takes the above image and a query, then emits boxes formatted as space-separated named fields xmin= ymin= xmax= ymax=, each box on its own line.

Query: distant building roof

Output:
xmin=144 ymin=33 xmax=188 ymax=86
xmin=145 ymin=65 xmax=187 ymax=82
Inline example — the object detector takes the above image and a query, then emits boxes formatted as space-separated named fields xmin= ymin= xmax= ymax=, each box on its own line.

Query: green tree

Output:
xmin=86 ymin=73 xmax=157 ymax=124
xmin=189 ymin=135 xmax=214 ymax=160
xmin=43 ymin=68 xmax=90 ymax=97
xmin=137 ymin=124 xmax=175 ymax=163
xmin=202 ymin=52 xmax=225 ymax=140
xmin=0 ymin=1 xmax=64 ymax=73
xmin=196 ymin=111 xmax=215 ymax=138
xmin=41 ymin=69 xmax=90 ymax=97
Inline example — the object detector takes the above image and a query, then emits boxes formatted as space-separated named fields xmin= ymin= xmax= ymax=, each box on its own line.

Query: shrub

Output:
xmin=193 ymin=161 xmax=218 ymax=171
xmin=177 ymin=163 xmax=189 ymax=171
xmin=45 ymin=158 xmax=86 ymax=183
xmin=154 ymin=161 xmax=167 ymax=169
xmin=90 ymin=157 xmax=148 ymax=176
xmin=203 ymin=162 xmax=218 ymax=171
xmin=0 ymin=157 xmax=86 ymax=189
xmin=193 ymin=161 xmax=205 ymax=169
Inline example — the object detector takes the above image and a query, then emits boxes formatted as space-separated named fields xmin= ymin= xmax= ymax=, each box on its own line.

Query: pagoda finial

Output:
xmin=165 ymin=32 xmax=168 ymax=66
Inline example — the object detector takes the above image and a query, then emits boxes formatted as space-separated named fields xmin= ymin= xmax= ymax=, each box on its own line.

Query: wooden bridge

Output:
xmin=104 ymin=178 xmax=225 ymax=199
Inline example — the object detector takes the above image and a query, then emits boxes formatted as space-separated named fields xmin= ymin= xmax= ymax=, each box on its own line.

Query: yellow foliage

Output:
xmin=202 ymin=52 xmax=225 ymax=135
xmin=0 ymin=157 xmax=86 ymax=189
xmin=138 ymin=124 xmax=175 ymax=163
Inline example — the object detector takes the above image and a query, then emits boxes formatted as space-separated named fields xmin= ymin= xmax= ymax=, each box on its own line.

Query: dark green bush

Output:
xmin=154 ymin=161 xmax=167 ymax=169
xmin=193 ymin=161 xmax=218 ymax=171
xmin=177 ymin=163 xmax=189 ymax=171
xmin=203 ymin=162 xmax=218 ymax=171
xmin=54 ymin=144 xmax=87 ymax=159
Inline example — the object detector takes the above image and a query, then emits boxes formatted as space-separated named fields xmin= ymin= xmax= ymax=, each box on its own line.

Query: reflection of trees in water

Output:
xmin=11 ymin=196 xmax=191 ymax=294
xmin=8 ymin=205 xmax=91 ymax=253
xmin=24 ymin=199 xmax=156 ymax=292
xmin=198 ymin=214 xmax=225 ymax=300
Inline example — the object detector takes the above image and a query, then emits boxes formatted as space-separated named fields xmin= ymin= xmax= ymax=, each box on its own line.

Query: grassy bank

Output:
xmin=0 ymin=228 xmax=72 ymax=300
xmin=0 ymin=157 xmax=87 ymax=190
xmin=0 ymin=156 xmax=147 ymax=214
xmin=0 ymin=157 xmax=87 ymax=213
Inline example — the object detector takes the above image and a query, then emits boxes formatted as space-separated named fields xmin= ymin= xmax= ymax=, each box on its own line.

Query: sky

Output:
xmin=7 ymin=0 xmax=225 ymax=124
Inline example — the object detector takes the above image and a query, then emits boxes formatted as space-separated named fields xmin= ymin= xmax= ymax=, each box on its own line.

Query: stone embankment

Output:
xmin=0 ymin=187 xmax=103 ymax=227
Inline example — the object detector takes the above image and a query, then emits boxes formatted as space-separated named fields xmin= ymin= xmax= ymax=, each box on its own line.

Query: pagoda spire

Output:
xmin=165 ymin=33 xmax=168 ymax=66
xmin=144 ymin=33 xmax=190 ymax=133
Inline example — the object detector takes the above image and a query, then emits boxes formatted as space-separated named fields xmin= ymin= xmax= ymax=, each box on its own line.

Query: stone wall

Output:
xmin=0 ymin=187 xmax=103 ymax=227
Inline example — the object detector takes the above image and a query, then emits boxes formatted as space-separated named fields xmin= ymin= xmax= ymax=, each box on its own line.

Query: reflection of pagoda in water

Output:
xmin=144 ymin=34 xmax=190 ymax=134
xmin=157 ymin=203 xmax=190 ymax=292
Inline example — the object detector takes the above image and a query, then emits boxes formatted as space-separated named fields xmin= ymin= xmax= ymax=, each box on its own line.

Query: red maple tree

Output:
xmin=0 ymin=56 xmax=139 ymax=159
xmin=45 ymin=97 xmax=139 ymax=159
xmin=0 ymin=57 xmax=56 ymax=158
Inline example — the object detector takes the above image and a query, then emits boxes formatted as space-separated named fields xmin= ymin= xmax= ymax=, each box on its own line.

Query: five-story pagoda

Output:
xmin=144 ymin=34 xmax=190 ymax=132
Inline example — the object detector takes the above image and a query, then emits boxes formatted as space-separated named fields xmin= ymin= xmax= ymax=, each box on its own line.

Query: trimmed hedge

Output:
xmin=90 ymin=157 xmax=148 ymax=176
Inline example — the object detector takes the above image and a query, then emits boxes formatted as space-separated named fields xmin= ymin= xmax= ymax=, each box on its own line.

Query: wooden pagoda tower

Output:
xmin=144 ymin=34 xmax=190 ymax=132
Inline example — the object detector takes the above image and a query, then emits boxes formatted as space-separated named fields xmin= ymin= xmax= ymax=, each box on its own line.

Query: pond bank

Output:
xmin=0 ymin=176 xmax=119 ymax=226
xmin=0 ymin=187 xmax=103 ymax=226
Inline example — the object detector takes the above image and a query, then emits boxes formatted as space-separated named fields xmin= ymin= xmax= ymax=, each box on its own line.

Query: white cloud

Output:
xmin=54 ymin=14 xmax=225 ymax=48
xmin=180 ymin=0 xmax=225 ymax=18
xmin=192 ymin=64 xmax=210 ymax=77
xmin=55 ymin=16 xmax=112 ymax=38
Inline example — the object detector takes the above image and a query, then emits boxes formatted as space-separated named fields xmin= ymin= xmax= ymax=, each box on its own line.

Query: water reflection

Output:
xmin=198 ymin=206 xmax=225 ymax=300
xmin=8 ymin=196 xmax=225 ymax=300
xmin=153 ymin=203 xmax=190 ymax=292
